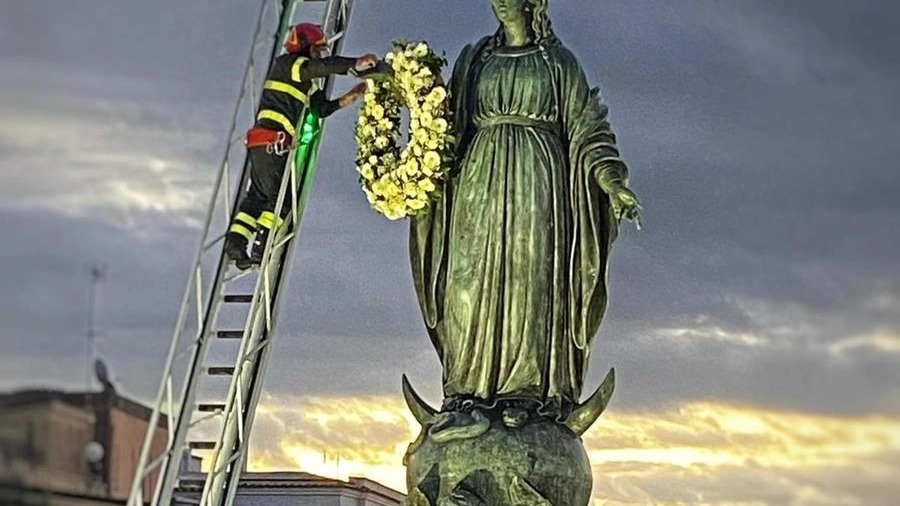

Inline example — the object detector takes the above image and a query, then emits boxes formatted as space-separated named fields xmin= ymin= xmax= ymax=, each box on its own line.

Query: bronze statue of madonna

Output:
xmin=403 ymin=0 xmax=639 ymax=504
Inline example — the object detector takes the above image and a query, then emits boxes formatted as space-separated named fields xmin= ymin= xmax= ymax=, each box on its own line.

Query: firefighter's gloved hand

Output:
xmin=348 ymin=82 xmax=368 ymax=98
xmin=339 ymin=82 xmax=368 ymax=108
xmin=355 ymin=54 xmax=379 ymax=72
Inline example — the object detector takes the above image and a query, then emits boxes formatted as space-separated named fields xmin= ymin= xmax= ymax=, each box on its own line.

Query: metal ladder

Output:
xmin=125 ymin=1 xmax=355 ymax=505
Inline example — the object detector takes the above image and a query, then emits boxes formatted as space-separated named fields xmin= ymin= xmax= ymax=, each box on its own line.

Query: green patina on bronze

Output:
xmin=402 ymin=0 xmax=640 ymax=504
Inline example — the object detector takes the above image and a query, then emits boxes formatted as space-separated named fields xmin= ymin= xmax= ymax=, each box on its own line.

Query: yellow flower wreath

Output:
xmin=354 ymin=41 xmax=454 ymax=220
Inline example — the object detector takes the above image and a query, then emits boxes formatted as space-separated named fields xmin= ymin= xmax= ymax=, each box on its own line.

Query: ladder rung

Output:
xmin=197 ymin=403 xmax=226 ymax=413
xmin=224 ymin=294 xmax=254 ymax=303
xmin=188 ymin=441 xmax=217 ymax=450
xmin=207 ymin=366 xmax=235 ymax=376
xmin=216 ymin=330 xmax=244 ymax=339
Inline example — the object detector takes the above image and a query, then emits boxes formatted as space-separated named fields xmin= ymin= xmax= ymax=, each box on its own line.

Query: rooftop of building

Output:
xmin=177 ymin=472 xmax=404 ymax=502
xmin=0 ymin=387 xmax=166 ymax=428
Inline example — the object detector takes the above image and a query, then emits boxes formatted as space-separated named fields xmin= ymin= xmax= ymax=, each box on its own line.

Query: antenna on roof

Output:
xmin=85 ymin=264 xmax=106 ymax=393
xmin=82 ymin=263 xmax=109 ymax=495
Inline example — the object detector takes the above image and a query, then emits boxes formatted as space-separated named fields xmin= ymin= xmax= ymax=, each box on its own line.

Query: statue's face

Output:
xmin=491 ymin=0 xmax=528 ymax=25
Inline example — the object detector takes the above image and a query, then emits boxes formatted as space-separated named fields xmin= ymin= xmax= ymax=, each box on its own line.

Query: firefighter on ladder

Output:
xmin=225 ymin=23 xmax=378 ymax=269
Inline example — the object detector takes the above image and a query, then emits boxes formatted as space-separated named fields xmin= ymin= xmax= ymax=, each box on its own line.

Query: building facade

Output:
xmin=1 ymin=388 xmax=404 ymax=506
xmin=0 ymin=387 xmax=168 ymax=502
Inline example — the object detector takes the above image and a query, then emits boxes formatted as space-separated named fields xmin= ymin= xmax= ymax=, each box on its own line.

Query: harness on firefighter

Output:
xmin=245 ymin=126 xmax=294 ymax=155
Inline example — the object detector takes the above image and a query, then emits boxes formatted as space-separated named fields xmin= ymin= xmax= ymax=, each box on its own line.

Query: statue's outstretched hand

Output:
xmin=607 ymin=182 xmax=642 ymax=229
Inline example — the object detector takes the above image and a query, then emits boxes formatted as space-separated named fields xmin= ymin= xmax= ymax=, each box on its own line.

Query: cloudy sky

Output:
xmin=1 ymin=0 xmax=899 ymax=504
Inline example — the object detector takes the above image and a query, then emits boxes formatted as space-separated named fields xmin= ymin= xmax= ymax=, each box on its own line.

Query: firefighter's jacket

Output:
xmin=255 ymin=53 xmax=356 ymax=139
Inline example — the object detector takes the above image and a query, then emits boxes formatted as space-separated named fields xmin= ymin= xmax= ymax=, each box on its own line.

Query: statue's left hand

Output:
xmin=607 ymin=183 xmax=642 ymax=228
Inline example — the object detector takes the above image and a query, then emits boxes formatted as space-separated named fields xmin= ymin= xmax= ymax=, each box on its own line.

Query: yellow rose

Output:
xmin=413 ymin=128 xmax=430 ymax=145
xmin=423 ymin=150 xmax=441 ymax=169
xmin=407 ymin=198 xmax=427 ymax=210
xmin=413 ymin=43 xmax=429 ymax=58
xmin=371 ymin=104 xmax=385 ymax=120
xmin=432 ymin=118 xmax=448 ymax=133
xmin=418 ymin=177 xmax=436 ymax=192
xmin=429 ymin=86 xmax=447 ymax=103
xmin=387 ymin=201 xmax=406 ymax=219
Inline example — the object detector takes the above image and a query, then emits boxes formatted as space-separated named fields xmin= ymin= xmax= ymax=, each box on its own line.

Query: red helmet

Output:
xmin=284 ymin=23 xmax=326 ymax=53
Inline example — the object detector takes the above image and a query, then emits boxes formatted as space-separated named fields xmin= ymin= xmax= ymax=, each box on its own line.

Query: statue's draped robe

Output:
xmin=411 ymin=38 xmax=626 ymax=410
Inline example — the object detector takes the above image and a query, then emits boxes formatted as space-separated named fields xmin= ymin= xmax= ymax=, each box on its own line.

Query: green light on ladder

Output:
xmin=299 ymin=110 xmax=320 ymax=144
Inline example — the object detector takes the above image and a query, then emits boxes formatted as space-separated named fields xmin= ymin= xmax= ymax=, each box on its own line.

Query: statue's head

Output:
xmin=490 ymin=0 xmax=527 ymax=24
xmin=489 ymin=0 xmax=554 ymax=44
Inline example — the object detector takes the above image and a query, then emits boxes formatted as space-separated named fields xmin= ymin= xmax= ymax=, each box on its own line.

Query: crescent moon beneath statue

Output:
xmin=564 ymin=368 xmax=616 ymax=436
xmin=403 ymin=369 xmax=614 ymax=437
xmin=402 ymin=374 xmax=437 ymax=426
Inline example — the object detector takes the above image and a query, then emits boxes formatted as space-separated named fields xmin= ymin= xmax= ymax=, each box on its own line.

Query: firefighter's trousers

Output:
xmin=228 ymin=146 xmax=291 ymax=242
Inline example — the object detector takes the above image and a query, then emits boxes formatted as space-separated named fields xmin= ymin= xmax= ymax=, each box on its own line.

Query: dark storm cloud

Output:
xmin=0 ymin=0 xmax=898 ymax=422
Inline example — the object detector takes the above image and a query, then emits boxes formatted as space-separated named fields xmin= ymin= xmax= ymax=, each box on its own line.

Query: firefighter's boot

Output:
xmin=224 ymin=233 xmax=253 ymax=270
xmin=250 ymin=226 xmax=271 ymax=265
xmin=226 ymin=212 xmax=258 ymax=270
